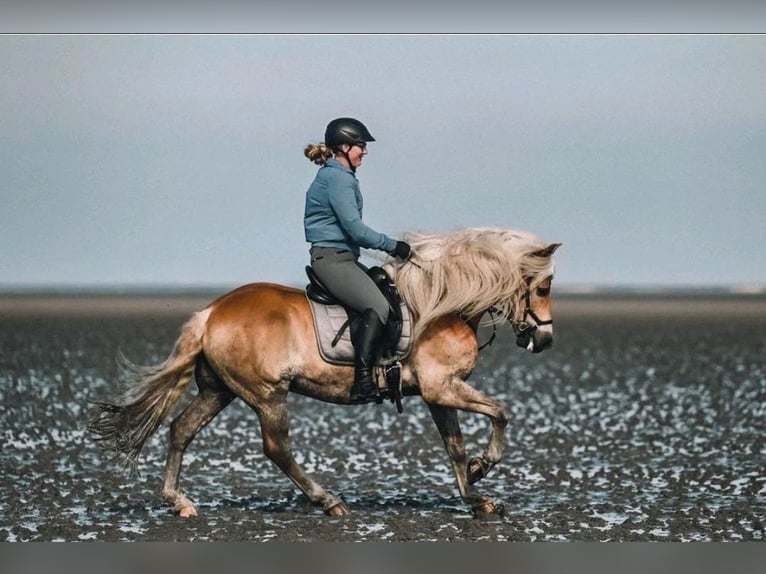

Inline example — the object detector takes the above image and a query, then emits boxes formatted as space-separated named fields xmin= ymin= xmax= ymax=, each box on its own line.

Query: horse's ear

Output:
xmin=531 ymin=243 xmax=562 ymax=258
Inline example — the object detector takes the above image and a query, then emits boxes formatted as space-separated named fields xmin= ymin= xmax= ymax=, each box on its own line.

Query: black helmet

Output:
xmin=324 ymin=117 xmax=375 ymax=150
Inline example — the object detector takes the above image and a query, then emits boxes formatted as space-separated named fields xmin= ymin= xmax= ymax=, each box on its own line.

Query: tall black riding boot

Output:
xmin=350 ymin=308 xmax=385 ymax=403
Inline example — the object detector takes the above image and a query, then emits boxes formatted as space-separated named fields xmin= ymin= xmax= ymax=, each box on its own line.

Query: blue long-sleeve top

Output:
xmin=303 ymin=158 xmax=397 ymax=257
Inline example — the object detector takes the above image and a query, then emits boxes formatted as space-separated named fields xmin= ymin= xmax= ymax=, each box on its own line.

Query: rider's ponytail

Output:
xmin=304 ymin=143 xmax=333 ymax=166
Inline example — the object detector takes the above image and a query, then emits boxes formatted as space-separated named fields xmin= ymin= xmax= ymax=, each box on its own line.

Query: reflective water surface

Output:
xmin=1 ymin=294 xmax=764 ymax=541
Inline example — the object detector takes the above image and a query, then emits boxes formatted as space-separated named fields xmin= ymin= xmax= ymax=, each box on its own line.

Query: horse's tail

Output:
xmin=86 ymin=307 xmax=211 ymax=471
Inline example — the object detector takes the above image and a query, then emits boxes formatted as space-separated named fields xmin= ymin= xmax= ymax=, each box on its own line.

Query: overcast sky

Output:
xmin=1 ymin=33 xmax=764 ymax=290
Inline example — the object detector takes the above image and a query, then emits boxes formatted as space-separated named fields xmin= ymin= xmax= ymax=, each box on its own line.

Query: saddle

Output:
xmin=305 ymin=265 xmax=413 ymax=412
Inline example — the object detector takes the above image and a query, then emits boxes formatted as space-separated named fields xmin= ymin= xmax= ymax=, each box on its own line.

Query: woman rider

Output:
xmin=303 ymin=117 xmax=411 ymax=403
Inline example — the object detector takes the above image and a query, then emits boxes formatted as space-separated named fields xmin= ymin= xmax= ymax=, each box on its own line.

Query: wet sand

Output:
xmin=1 ymin=292 xmax=764 ymax=541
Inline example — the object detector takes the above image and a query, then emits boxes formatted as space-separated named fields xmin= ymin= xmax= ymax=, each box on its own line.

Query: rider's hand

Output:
xmin=393 ymin=241 xmax=412 ymax=260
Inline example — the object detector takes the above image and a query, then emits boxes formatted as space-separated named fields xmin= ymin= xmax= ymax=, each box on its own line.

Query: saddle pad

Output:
xmin=306 ymin=295 xmax=413 ymax=366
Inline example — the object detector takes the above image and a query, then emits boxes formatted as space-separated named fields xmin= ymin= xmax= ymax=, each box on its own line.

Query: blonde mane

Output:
xmin=385 ymin=227 xmax=557 ymax=340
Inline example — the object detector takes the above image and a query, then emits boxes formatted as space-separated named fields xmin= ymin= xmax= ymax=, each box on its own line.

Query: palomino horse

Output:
xmin=87 ymin=227 xmax=561 ymax=517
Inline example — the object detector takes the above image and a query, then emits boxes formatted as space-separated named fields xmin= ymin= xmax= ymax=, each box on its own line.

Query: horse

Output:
xmin=87 ymin=227 xmax=561 ymax=518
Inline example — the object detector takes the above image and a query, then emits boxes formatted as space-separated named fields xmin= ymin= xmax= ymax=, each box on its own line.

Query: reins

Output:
xmin=478 ymin=308 xmax=498 ymax=351
xmin=405 ymin=258 xmax=424 ymax=271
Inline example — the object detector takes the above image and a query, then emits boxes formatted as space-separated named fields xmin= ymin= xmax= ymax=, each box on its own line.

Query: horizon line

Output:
xmin=1 ymin=282 xmax=764 ymax=296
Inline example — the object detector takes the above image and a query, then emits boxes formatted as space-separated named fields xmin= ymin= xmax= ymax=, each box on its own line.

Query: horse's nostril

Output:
xmin=516 ymin=333 xmax=531 ymax=349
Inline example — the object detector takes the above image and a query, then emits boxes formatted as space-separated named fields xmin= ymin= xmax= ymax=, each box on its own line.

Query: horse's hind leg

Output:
xmin=248 ymin=382 xmax=350 ymax=516
xmin=161 ymin=356 xmax=235 ymax=518
xmin=427 ymin=403 xmax=504 ymax=516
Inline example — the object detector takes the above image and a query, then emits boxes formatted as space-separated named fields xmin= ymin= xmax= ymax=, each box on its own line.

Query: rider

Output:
xmin=303 ymin=117 xmax=411 ymax=403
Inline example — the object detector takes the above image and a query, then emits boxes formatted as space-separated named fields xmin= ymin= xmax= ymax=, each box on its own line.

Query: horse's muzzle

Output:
xmin=516 ymin=326 xmax=553 ymax=353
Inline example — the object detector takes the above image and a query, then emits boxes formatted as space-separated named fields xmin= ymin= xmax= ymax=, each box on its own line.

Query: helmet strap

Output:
xmin=337 ymin=146 xmax=356 ymax=173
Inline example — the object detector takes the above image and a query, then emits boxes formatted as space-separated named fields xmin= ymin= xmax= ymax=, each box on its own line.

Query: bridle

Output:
xmin=512 ymin=289 xmax=553 ymax=335
xmin=479 ymin=290 xmax=553 ymax=351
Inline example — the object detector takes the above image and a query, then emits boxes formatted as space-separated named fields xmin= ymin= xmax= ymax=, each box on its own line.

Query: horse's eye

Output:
xmin=536 ymin=287 xmax=550 ymax=297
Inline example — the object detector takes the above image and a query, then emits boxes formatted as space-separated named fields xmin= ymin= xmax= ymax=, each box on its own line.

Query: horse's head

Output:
xmin=391 ymin=228 xmax=562 ymax=345
xmin=512 ymin=243 xmax=561 ymax=354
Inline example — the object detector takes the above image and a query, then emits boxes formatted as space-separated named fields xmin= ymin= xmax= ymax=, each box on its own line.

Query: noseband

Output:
xmin=511 ymin=290 xmax=553 ymax=337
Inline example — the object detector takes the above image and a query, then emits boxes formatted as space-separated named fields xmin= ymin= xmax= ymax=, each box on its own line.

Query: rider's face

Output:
xmin=341 ymin=142 xmax=367 ymax=169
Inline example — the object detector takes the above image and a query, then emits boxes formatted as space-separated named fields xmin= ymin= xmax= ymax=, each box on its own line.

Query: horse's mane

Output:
xmin=384 ymin=227 xmax=557 ymax=340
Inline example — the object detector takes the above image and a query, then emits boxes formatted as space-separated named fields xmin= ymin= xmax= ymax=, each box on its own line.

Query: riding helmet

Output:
xmin=324 ymin=117 xmax=376 ymax=150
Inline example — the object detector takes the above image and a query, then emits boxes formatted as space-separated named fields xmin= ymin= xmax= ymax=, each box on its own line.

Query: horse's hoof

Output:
xmin=472 ymin=501 xmax=505 ymax=518
xmin=324 ymin=500 xmax=351 ymax=517
xmin=467 ymin=456 xmax=491 ymax=484
xmin=178 ymin=505 xmax=198 ymax=518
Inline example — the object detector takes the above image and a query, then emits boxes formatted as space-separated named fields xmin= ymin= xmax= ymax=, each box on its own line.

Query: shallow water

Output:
xmin=1 ymin=295 xmax=764 ymax=541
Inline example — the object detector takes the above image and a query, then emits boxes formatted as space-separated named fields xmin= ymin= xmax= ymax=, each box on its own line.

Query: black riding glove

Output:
xmin=393 ymin=241 xmax=411 ymax=260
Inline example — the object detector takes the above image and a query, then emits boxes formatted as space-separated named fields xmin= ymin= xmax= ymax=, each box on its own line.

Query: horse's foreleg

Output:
xmin=422 ymin=377 xmax=508 ymax=513
xmin=162 ymin=362 xmax=235 ymax=518
xmin=253 ymin=386 xmax=350 ymax=516
xmin=427 ymin=403 xmax=501 ymax=514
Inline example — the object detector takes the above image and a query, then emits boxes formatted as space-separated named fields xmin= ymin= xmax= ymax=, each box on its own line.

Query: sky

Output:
xmin=1 ymin=33 xmax=765 ymax=291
